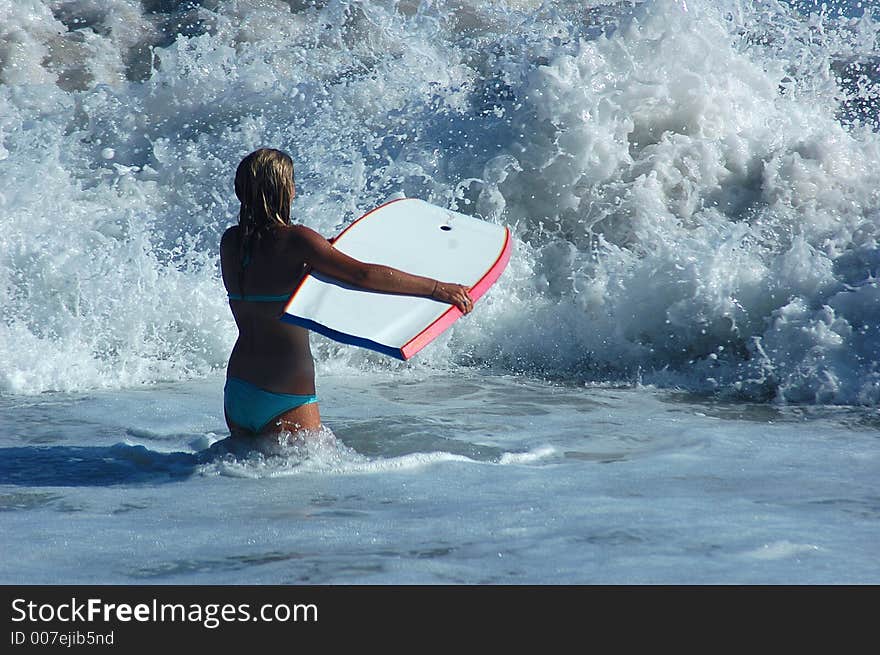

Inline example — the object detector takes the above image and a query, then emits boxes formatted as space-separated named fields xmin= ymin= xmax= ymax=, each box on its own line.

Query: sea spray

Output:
xmin=0 ymin=0 xmax=878 ymax=404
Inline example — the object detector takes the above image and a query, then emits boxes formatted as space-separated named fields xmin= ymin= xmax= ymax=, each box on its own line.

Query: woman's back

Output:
xmin=220 ymin=225 xmax=316 ymax=394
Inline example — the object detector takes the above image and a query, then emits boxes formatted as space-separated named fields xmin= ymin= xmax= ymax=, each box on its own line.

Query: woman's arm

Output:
xmin=292 ymin=225 xmax=474 ymax=314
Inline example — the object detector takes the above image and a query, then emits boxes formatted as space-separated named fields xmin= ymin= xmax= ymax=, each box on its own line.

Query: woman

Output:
xmin=220 ymin=148 xmax=473 ymax=438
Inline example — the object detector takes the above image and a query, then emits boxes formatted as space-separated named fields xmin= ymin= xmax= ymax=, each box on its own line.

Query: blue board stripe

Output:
xmin=281 ymin=314 xmax=405 ymax=361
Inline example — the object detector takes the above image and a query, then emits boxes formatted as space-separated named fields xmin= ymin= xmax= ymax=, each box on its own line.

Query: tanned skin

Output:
xmin=220 ymin=221 xmax=473 ymax=436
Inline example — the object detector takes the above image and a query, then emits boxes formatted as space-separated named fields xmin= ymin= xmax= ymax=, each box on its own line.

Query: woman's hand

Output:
xmin=431 ymin=282 xmax=474 ymax=314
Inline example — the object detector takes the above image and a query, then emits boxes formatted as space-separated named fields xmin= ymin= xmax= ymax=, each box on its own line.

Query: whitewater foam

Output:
xmin=1 ymin=0 xmax=878 ymax=404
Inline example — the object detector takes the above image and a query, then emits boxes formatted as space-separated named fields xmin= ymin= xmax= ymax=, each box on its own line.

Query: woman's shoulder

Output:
xmin=220 ymin=225 xmax=241 ymax=250
xmin=220 ymin=224 xmax=326 ymax=256
xmin=280 ymin=224 xmax=330 ymax=250
xmin=285 ymin=223 xmax=323 ymax=239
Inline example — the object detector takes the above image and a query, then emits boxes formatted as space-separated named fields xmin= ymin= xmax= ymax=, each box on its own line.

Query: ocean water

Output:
xmin=0 ymin=0 xmax=878 ymax=584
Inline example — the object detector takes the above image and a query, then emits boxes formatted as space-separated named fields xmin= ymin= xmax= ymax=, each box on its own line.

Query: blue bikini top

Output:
xmin=227 ymin=292 xmax=291 ymax=302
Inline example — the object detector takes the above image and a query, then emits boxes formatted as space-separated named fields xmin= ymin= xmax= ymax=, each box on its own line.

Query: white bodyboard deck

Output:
xmin=282 ymin=198 xmax=511 ymax=360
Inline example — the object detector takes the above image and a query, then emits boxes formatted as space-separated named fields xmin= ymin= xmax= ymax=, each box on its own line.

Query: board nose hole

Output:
xmin=440 ymin=225 xmax=453 ymax=231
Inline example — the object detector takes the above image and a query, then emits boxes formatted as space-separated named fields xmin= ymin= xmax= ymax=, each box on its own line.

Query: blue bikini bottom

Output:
xmin=224 ymin=377 xmax=318 ymax=433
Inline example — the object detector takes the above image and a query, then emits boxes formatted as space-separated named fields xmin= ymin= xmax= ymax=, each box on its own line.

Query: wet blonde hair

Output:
xmin=235 ymin=147 xmax=295 ymax=235
xmin=233 ymin=148 xmax=295 ymax=286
